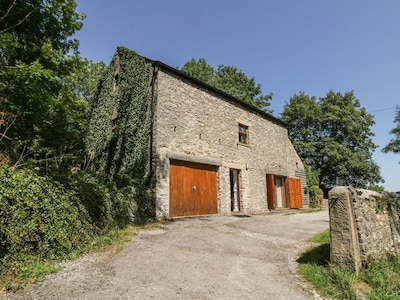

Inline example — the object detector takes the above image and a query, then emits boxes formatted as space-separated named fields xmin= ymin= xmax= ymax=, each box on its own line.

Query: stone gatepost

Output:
xmin=328 ymin=186 xmax=361 ymax=273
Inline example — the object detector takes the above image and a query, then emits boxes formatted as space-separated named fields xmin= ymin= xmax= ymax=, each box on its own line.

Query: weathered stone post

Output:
xmin=328 ymin=186 xmax=361 ymax=273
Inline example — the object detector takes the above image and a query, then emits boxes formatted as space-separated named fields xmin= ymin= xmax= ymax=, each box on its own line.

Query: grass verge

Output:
xmin=297 ymin=229 xmax=400 ymax=299
xmin=0 ymin=222 xmax=164 ymax=293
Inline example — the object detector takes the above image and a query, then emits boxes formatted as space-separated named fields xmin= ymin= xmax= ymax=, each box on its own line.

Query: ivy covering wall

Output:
xmin=86 ymin=47 xmax=157 ymax=220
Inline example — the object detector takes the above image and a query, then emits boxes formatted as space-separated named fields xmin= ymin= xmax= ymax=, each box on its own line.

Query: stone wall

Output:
xmin=153 ymin=67 xmax=307 ymax=218
xmin=329 ymin=186 xmax=400 ymax=272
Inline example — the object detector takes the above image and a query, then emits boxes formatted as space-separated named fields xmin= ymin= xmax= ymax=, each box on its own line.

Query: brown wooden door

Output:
xmin=286 ymin=178 xmax=303 ymax=209
xmin=170 ymin=160 xmax=218 ymax=217
xmin=266 ymin=174 xmax=276 ymax=209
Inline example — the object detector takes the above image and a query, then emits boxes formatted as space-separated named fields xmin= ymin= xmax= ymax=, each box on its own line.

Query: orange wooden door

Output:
xmin=170 ymin=160 xmax=218 ymax=217
xmin=286 ymin=178 xmax=303 ymax=209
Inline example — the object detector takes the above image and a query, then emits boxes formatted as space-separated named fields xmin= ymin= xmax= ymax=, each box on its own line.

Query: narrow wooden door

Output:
xmin=286 ymin=178 xmax=303 ymax=209
xmin=170 ymin=160 xmax=218 ymax=217
xmin=266 ymin=174 xmax=276 ymax=209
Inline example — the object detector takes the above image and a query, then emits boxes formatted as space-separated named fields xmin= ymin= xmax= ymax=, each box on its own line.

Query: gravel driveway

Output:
xmin=5 ymin=209 xmax=329 ymax=300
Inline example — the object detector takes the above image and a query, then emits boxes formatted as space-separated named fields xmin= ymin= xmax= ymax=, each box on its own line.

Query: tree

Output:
xmin=279 ymin=92 xmax=321 ymax=167
xmin=180 ymin=58 xmax=272 ymax=112
xmin=382 ymin=105 xmax=400 ymax=159
xmin=0 ymin=0 xmax=105 ymax=170
xmin=0 ymin=0 xmax=84 ymax=63
xmin=282 ymin=90 xmax=383 ymax=189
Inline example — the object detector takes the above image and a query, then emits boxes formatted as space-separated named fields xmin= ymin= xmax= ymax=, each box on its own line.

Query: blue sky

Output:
xmin=74 ymin=1 xmax=399 ymax=191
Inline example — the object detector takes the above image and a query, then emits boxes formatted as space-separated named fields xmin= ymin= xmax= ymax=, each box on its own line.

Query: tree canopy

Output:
xmin=180 ymin=58 xmax=272 ymax=112
xmin=282 ymin=91 xmax=383 ymax=189
xmin=382 ymin=105 xmax=400 ymax=160
xmin=0 ymin=0 xmax=105 ymax=170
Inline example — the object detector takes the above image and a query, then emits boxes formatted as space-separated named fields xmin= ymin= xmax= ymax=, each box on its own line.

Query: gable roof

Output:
xmin=117 ymin=47 xmax=287 ymax=128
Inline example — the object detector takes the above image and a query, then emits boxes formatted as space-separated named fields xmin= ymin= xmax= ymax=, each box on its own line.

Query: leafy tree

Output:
xmin=382 ymin=105 xmax=400 ymax=159
xmin=0 ymin=0 xmax=105 ymax=170
xmin=305 ymin=165 xmax=322 ymax=208
xmin=279 ymin=92 xmax=321 ymax=167
xmin=180 ymin=58 xmax=272 ymax=112
xmin=282 ymin=90 xmax=383 ymax=189
xmin=368 ymin=184 xmax=385 ymax=192
xmin=0 ymin=0 xmax=84 ymax=62
xmin=180 ymin=58 xmax=215 ymax=83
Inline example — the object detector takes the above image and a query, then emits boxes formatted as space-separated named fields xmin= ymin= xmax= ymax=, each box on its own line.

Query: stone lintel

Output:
xmin=167 ymin=152 xmax=222 ymax=167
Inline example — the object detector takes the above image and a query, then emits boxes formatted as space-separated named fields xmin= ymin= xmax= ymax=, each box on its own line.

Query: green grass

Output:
xmin=310 ymin=228 xmax=330 ymax=243
xmin=297 ymin=229 xmax=400 ymax=299
xmin=0 ymin=222 xmax=165 ymax=292
xmin=284 ymin=208 xmax=323 ymax=215
xmin=0 ymin=255 xmax=61 ymax=292
xmin=361 ymin=258 xmax=400 ymax=299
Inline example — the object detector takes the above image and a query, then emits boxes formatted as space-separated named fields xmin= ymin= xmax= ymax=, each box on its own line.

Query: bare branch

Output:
xmin=13 ymin=144 xmax=33 ymax=168
xmin=0 ymin=111 xmax=16 ymax=142
xmin=0 ymin=132 xmax=12 ymax=140
xmin=0 ymin=0 xmax=17 ymax=21
xmin=0 ymin=9 xmax=35 ymax=34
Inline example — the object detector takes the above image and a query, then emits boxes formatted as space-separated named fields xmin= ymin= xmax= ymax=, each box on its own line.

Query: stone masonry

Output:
xmin=153 ymin=67 xmax=306 ymax=218
xmin=88 ymin=47 xmax=309 ymax=220
xmin=329 ymin=186 xmax=400 ymax=272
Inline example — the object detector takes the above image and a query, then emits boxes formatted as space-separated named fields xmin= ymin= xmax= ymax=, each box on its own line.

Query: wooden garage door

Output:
xmin=170 ymin=160 xmax=218 ymax=217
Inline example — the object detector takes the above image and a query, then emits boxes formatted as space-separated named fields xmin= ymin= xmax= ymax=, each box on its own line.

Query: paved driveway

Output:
xmin=7 ymin=210 xmax=329 ymax=300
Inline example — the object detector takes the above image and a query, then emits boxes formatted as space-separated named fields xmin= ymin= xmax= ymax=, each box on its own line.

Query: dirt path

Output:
xmin=5 ymin=210 xmax=329 ymax=300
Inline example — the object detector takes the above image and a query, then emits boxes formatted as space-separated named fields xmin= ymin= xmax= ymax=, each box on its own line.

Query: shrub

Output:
xmin=64 ymin=172 xmax=137 ymax=229
xmin=0 ymin=165 xmax=95 ymax=263
xmin=305 ymin=165 xmax=323 ymax=208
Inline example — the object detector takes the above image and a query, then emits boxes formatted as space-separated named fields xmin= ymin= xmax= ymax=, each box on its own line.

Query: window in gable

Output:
xmin=238 ymin=123 xmax=249 ymax=144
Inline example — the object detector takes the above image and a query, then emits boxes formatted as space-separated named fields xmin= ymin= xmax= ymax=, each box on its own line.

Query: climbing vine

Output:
xmin=86 ymin=47 xmax=157 ymax=221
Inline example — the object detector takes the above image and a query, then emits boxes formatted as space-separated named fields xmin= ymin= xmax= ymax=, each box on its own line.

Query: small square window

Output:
xmin=238 ymin=124 xmax=249 ymax=144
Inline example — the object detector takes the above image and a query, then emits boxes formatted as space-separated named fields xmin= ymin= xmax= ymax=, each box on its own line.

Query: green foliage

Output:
xmin=0 ymin=254 xmax=61 ymax=291
xmin=282 ymin=91 xmax=383 ymax=189
xmin=0 ymin=3 xmax=155 ymax=292
xmin=0 ymin=165 xmax=94 ymax=262
xmin=305 ymin=165 xmax=322 ymax=208
xmin=180 ymin=58 xmax=272 ymax=112
xmin=86 ymin=47 xmax=156 ymax=220
xmin=375 ymin=196 xmax=388 ymax=214
xmin=0 ymin=165 xmax=143 ymax=291
xmin=298 ymin=247 xmax=356 ymax=299
xmin=0 ymin=52 xmax=103 ymax=170
xmin=0 ymin=0 xmax=106 ymax=174
xmin=0 ymin=224 xmax=149 ymax=292
xmin=369 ymin=184 xmax=385 ymax=192
xmin=310 ymin=229 xmax=330 ymax=244
xmin=0 ymin=0 xmax=84 ymax=60
xmin=382 ymin=105 xmax=400 ymax=160
xmin=360 ymin=257 xmax=400 ymax=299
xmin=59 ymin=172 xmax=134 ymax=230
xmin=298 ymin=229 xmax=400 ymax=299
xmin=87 ymin=47 xmax=153 ymax=181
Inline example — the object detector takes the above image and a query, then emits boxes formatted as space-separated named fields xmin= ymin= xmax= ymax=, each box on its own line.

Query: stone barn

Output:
xmin=88 ymin=47 xmax=309 ymax=219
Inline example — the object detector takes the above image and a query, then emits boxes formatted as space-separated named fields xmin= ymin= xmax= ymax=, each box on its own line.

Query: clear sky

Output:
xmin=74 ymin=1 xmax=400 ymax=192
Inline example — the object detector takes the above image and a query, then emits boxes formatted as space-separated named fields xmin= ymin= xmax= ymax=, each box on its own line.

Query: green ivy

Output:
xmin=0 ymin=165 xmax=94 ymax=263
xmin=86 ymin=47 xmax=157 ymax=221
